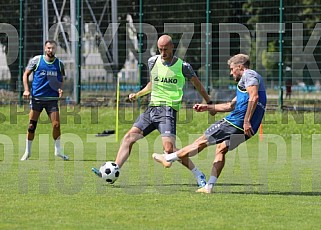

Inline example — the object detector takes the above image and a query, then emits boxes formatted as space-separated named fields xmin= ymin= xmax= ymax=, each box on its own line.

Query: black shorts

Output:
xmin=204 ymin=119 xmax=250 ymax=150
xmin=133 ymin=106 xmax=176 ymax=137
xmin=30 ymin=99 xmax=59 ymax=114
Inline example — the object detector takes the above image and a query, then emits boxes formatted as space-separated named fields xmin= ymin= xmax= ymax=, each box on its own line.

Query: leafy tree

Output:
xmin=243 ymin=0 xmax=321 ymax=84
xmin=2 ymin=0 xmax=321 ymax=92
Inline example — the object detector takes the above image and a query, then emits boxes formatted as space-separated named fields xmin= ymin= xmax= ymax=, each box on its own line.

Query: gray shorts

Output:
xmin=133 ymin=106 xmax=176 ymax=137
xmin=205 ymin=119 xmax=250 ymax=150
xmin=30 ymin=99 xmax=59 ymax=114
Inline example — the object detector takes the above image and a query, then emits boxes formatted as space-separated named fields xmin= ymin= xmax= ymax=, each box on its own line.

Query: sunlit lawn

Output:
xmin=1 ymin=104 xmax=321 ymax=229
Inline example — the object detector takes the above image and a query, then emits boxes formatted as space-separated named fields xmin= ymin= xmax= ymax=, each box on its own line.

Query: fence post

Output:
xmin=76 ymin=0 xmax=82 ymax=104
xmin=278 ymin=0 xmax=284 ymax=110
xmin=18 ymin=0 xmax=24 ymax=106
xmin=205 ymin=0 xmax=211 ymax=94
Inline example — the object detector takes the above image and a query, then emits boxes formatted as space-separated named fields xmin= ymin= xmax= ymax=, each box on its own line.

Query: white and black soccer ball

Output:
xmin=99 ymin=161 xmax=120 ymax=184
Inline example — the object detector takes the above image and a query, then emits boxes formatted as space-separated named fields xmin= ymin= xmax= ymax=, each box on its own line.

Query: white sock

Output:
xmin=206 ymin=176 xmax=218 ymax=190
xmin=191 ymin=167 xmax=203 ymax=178
xmin=25 ymin=139 xmax=32 ymax=153
xmin=165 ymin=152 xmax=179 ymax=162
xmin=54 ymin=138 xmax=61 ymax=155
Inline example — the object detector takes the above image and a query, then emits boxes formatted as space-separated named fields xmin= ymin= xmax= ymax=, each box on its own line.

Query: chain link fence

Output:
xmin=1 ymin=1 xmax=321 ymax=107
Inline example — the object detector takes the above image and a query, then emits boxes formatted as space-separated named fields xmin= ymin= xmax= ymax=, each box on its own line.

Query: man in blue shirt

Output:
xmin=20 ymin=40 xmax=69 ymax=161
xmin=153 ymin=54 xmax=267 ymax=193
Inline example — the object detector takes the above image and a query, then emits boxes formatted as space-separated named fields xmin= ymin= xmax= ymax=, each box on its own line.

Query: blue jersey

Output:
xmin=29 ymin=55 xmax=64 ymax=99
xmin=224 ymin=69 xmax=266 ymax=134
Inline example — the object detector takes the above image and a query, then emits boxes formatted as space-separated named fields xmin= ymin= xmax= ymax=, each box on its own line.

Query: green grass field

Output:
xmin=1 ymin=104 xmax=321 ymax=229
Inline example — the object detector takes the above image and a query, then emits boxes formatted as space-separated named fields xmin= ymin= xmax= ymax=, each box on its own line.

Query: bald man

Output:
xmin=92 ymin=35 xmax=212 ymax=187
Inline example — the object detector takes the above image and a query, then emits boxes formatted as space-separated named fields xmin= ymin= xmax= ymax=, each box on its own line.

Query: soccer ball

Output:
xmin=99 ymin=161 xmax=120 ymax=184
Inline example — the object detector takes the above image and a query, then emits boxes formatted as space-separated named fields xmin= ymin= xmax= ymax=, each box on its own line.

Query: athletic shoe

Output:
xmin=197 ymin=173 xmax=207 ymax=188
xmin=55 ymin=152 xmax=69 ymax=161
xmin=20 ymin=152 xmax=31 ymax=161
xmin=91 ymin=167 xmax=102 ymax=177
xmin=196 ymin=186 xmax=212 ymax=194
xmin=152 ymin=153 xmax=172 ymax=168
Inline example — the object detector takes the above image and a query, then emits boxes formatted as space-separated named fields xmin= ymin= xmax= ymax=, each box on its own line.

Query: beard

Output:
xmin=233 ymin=74 xmax=241 ymax=82
xmin=47 ymin=53 xmax=54 ymax=58
xmin=233 ymin=77 xmax=239 ymax=82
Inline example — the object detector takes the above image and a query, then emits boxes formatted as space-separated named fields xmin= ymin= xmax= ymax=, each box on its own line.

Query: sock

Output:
xmin=165 ymin=152 xmax=179 ymax=162
xmin=25 ymin=139 xmax=32 ymax=153
xmin=206 ymin=176 xmax=218 ymax=190
xmin=191 ymin=167 xmax=203 ymax=178
xmin=54 ymin=138 xmax=61 ymax=155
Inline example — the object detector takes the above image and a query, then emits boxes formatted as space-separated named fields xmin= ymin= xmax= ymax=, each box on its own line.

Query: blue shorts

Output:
xmin=30 ymin=99 xmax=59 ymax=114
xmin=205 ymin=119 xmax=250 ymax=150
xmin=133 ymin=106 xmax=176 ymax=137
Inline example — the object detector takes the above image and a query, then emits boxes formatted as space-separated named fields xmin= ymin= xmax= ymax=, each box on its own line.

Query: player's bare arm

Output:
xmin=193 ymin=97 xmax=236 ymax=115
xmin=22 ymin=69 xmax=32 ymax=99
xmin=190 ymin=76 xmax=211 ymax=103
xmin=193 ymin=104 xmax=210 ymax=112
xmin=243 ymin=85 xmax=259 ymax=137
xmin=58 ymin=77 xmax=64 ymax=98
xmin=129 ymin=81 xmax=152 ymax=101
xmin=58 ymin=88 xmax=63 ymax=98
xmin=59 ymin=63 xmax=65 ymax=98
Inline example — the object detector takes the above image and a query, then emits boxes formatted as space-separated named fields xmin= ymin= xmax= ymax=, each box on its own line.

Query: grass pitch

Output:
xmin=1 ymin=104 xmax=321 ymax=229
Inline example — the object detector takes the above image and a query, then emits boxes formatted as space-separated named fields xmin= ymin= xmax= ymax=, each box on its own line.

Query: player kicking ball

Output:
xmin=153 ymin=54 xmax=266 ymax=193
xmin=92 ymin=35 xmax=212 ymax=187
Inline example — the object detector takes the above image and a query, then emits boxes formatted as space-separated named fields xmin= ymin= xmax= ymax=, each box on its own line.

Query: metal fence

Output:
xmin=1 ymin=0 xmax=321 ymax=107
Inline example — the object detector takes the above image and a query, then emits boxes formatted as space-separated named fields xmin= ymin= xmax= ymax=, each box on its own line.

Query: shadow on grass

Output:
xmin=228 ymin=191 xmax=321 ymax=196
xmin=110 ymin=183 xmax=264 ymax=188
xmin=104 ymin=182 xmax=321 ymax=196
xmin=105 ymin=183 xmax=196 ymax=188
xmin=212 ymin=183 xmax=321 ymax=196
xmin=21 ymin=159 xmax=113 ymax=162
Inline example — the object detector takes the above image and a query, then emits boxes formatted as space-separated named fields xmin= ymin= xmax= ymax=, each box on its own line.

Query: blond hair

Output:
xmin=227 ymin=54 xmax=250 ymax=68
